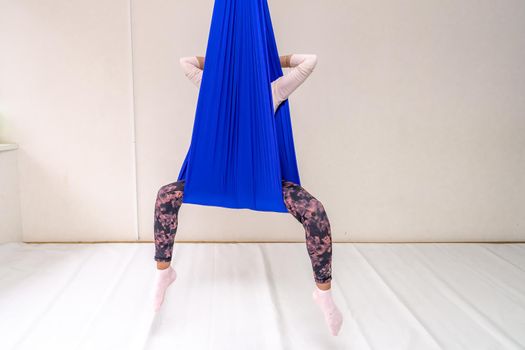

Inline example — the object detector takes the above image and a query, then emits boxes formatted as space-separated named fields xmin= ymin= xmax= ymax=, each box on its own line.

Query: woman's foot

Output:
xmin=153 ymin=265 xmax=177 ymax=312
xmin=312 ymin=285 xmax=343 ymax=336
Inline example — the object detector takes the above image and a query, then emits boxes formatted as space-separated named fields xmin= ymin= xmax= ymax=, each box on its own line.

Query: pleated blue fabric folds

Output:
xmin=177 ymin=0 xmax=301 ymax=213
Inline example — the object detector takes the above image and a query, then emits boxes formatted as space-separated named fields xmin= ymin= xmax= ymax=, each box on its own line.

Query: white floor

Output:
xmin=0 ymin=242 xmax=524 ymax=350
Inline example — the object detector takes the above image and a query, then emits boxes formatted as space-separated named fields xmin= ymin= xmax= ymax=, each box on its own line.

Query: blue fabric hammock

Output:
xmin=177 ymin=0 xmax=301 ymax=213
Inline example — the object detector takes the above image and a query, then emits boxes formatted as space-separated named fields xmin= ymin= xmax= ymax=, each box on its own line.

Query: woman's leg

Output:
xmin=281 ymin=179 xmax=343 ymax=335
xmin=281 ymin=180 xmax=333 ymax=289
xmin=152 ymin=179 xmax=185 ymax=312
xmin=154 ymin=179 xmax=185 ymax=268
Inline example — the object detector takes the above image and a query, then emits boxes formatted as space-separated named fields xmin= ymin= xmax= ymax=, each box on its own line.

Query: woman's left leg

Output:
xmin=151 ymin=179 xmax=185 ymax=312
xmin=154 ymin=179 xmax=185 ymax=265
xmin=281 ymin=179 xmax=343 ymax=336
xmin=281 ymin=180 xmax=333 ymax=287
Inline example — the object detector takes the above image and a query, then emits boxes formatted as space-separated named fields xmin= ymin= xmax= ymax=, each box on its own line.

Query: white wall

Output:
xmin=0 ymin=0 xmax=524 ymax=242
xmin=0 ymin=0 xmax=137 ymax=241
xmin=0 ymin=146 xmax=22 ymax=243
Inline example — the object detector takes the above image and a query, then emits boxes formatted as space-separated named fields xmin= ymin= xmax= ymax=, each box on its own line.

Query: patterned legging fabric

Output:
xmin=154 ymin=179 xmax=332 ymax=284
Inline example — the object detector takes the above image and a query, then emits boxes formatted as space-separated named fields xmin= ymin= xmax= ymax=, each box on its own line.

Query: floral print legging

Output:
xmin=154 ymin=179 xmax=332 ymax=284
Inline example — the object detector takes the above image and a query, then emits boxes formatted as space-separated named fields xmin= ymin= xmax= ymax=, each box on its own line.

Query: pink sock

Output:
xmin=312 ymin=285 xmax=343 ymax=336
xmin=153 ymin=266 xmax=177 ymax=312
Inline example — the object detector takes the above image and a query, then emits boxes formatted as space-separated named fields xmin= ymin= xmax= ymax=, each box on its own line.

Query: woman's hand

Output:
xmin=279 ymin=54 xmax=318 ymax=70
xmin=196 ymin=56 xmax=205 ymax=69
xmin=179 ymin=56 xmax=205 ymax=71
xmin=272 ymin=53 xmax=318 ymax=112
xmin=289 ymin=54 xmax=317 ymax=69
xmin=279 ymin=54 xmax=292 ymax=68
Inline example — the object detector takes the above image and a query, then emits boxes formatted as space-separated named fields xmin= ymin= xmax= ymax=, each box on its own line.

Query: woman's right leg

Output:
xmin=154 ymin=179 xmax=185 ymax=267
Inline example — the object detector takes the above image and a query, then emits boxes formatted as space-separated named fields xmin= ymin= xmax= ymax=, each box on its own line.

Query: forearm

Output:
xmin=179 ymin=56 xmax=205 ymax=87
xmin=273 ymin=53 xmax=318 ymax=109
xmin=289 ymin=54 xmax=318 ymax=76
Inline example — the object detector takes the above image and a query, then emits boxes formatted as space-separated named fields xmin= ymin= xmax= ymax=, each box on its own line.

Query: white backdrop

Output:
xmin=1 ymin=0 xmax=524 ymax=242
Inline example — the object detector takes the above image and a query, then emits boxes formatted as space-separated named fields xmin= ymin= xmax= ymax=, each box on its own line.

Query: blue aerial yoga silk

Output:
xmin=177 ymin=0 xmax=301 ymax=213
